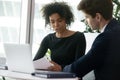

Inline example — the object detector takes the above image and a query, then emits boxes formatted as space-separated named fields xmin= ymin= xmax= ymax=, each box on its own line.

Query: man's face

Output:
xmin=83 ymin=12 xmax=100 ymax=30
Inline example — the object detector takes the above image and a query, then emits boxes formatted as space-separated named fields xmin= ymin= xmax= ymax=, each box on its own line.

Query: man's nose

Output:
xmin=54 ymin=22 xmax=59 ymax=27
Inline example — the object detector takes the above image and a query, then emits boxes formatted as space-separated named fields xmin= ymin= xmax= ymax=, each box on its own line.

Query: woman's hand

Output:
xmin=48 ymin=61 xmax=62 ymax=71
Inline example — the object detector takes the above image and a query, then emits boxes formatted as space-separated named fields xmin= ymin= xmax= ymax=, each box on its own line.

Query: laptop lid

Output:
xmin=4 ymin=43 xmax=35 ymax=74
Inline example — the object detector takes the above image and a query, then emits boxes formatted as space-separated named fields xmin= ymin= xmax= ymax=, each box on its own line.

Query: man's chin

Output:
xmin=91 ymin=27 xmax=97 ymax=30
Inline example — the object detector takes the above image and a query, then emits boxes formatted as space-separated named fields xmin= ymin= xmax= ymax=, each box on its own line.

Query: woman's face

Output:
xmin=49 ymin=13 xmax=66 ymax=33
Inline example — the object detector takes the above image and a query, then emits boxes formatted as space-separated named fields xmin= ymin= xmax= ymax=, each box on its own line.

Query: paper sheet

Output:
xmin=33 ymin=57 xmax=53 ymax=70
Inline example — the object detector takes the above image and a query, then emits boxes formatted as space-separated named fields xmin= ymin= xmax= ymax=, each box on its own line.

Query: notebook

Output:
xmin=4 ymin=43 xmax=76 ymax=78
xmin=31 ymin=71 xmax=76 ymax=78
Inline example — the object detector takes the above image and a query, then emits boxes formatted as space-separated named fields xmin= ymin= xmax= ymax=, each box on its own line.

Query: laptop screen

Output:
xmin=4 ymin=43 xmax=35 ymax=74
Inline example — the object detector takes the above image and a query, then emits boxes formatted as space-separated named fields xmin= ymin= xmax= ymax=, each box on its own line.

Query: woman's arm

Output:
xmin=33 ymin=35 xmax=49 ymax=61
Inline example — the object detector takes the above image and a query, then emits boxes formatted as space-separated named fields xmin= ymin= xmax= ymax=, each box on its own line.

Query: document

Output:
xmin=33 ymin=57 xmax=53 ymax=70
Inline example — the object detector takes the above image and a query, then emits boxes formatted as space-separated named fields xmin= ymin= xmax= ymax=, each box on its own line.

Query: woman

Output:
xmin=33 ymin=2 xmax=86 ymax=71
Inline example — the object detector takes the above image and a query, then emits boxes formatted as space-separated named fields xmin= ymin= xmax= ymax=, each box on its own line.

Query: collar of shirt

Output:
xmin=100 ymin=24 xmax=107 ymax=33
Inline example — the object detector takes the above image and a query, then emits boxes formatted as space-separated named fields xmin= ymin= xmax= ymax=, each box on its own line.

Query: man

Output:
xmin=63 ymin=0 xmax=120 ymax=80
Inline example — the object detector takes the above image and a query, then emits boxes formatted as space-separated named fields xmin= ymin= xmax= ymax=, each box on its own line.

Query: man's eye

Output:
xmin=58 ymin=20 xmax=63 ymax=22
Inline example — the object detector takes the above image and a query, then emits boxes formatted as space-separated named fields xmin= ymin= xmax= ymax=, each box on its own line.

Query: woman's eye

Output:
xmin=50 ymin=21 xmax=54 ymax=24
xmin=58 ymin=19 xmax=63 ymax=22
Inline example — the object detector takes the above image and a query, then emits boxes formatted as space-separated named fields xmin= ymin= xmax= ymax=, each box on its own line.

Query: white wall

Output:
xmin=84 ymin=33 xmax=99 ymax=54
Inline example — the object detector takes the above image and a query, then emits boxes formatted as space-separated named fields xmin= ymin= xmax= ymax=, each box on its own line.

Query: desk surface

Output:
xmin=0 ymin=70 xmax=78 ymax=80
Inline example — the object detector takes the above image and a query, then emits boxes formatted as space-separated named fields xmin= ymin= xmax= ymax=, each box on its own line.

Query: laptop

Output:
xmin=4 ymin=43 xmax=35 ymax=74
xmin=4 ymin=43 xmax=76 ymax=78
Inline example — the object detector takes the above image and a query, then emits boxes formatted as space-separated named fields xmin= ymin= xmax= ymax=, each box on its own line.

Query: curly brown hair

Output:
xmin=41 ymin=2 xmax=74 ymax=27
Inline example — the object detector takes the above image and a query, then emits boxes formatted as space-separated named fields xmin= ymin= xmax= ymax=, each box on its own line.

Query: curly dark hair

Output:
xmin=41 ymin=2 xmax=74 ymax=27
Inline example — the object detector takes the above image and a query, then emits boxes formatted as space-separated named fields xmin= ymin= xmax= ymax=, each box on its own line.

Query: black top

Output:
xmin=33 ymin=31 xmax=86 ymax=69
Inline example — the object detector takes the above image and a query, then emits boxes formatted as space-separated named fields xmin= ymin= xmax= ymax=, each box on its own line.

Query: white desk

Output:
xmin=0 ymin=70 xmax=78 ymax=80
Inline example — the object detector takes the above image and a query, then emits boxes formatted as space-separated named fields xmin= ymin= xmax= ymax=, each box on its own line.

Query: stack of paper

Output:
xmin=33 ymin=57 xmax=53 ymax=70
